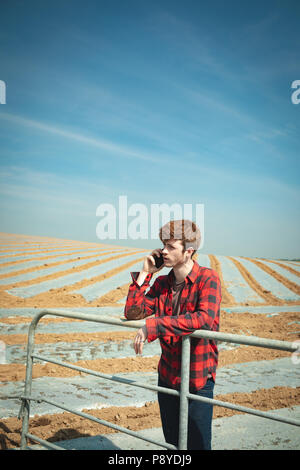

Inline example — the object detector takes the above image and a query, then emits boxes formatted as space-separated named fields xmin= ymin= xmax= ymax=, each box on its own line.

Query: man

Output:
xmin=124 ymin=219 xmax=222 ymax=450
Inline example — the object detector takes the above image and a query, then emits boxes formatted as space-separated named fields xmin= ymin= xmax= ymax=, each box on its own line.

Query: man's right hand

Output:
xmin=134 ymin=248 xmax=164 ymax=289
xmin=142 ymin=249 xmax=164 ymax=274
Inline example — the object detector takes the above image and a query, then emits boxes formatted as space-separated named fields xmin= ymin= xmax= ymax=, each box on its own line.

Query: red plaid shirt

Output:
xmin=124 ymin=261 xmax=222 ymax=391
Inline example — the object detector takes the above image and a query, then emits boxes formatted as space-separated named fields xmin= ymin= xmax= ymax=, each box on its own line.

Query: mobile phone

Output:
xmin=153 ymin=254 xmax=164 ymax=268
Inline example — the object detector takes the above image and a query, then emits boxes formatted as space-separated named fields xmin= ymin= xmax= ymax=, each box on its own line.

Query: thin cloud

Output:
xmin=0 ymin=111 xmax=170 ymax=164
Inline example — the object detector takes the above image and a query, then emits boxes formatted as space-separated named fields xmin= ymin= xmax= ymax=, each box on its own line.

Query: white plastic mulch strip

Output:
xmin=0 ymin=247 xmax=125 ymax=264
xmin=5 ymin=252 xmax=148 ymax=298
xmin=0 ymin=250 xmax=132 ymax=284
xmin=216 ymin=256 xmax=266 ymax=304
xmin=0 ymin=357 xmax=298 ymax=419
xmin=255 ymin=259 xmax=300 ymax=286
xmin=235 ymin=257 xmax=300 ymax=302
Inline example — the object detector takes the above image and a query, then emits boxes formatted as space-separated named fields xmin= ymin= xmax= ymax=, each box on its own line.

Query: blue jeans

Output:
xmin=157 ymin=376 xmax=215 ymax=450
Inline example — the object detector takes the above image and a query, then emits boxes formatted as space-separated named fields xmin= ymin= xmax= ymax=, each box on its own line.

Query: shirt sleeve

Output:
xmin=146 ymin=271 xmax=222 ymax=342
xmin=124 ymin=272 xmax=161 ymax=320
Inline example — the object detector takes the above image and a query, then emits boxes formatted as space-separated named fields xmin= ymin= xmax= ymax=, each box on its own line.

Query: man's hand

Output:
xmin=142 ymin=248 xmax=164 ymax=274
xmin=134 ymin=325 xmax=148 ymax=355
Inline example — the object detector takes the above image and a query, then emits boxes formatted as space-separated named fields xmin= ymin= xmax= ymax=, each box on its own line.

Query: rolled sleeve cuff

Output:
xmin=130 ymin=272 xmax=153 ymax=288
xmin=145 ymin=317 xmax=158 ymax=342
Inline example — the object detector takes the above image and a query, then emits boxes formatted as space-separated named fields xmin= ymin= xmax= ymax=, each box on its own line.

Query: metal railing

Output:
xmin=8 ymin=308 xmax=300 ymax=450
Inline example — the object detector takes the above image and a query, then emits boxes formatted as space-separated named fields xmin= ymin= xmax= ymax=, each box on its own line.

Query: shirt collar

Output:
xmin=167 ymin=260 xmax=200 ymax=286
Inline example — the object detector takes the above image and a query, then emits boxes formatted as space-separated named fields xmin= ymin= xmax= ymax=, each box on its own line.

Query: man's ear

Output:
xmin=185 ymin=246 xmax=194 ymax=259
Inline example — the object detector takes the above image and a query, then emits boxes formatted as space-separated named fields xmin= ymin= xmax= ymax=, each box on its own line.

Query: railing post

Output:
xmin=178 ymin=335 xmax=191 ymax=450
xmin=20 ymin=318 xmax=39 ymax=449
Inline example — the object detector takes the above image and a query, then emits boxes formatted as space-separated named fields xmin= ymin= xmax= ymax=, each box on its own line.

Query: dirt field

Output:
xmin=0 ymin=234 xmax=299 ymax=450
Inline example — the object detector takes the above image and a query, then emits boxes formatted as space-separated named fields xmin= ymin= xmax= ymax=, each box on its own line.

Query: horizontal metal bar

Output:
xmin=190 ymin=329 xmax=297 ymax=352
xmin=30 ymin=354 xmax=300 ymax=427
xmin=24 ymin=395 xmax=177 ymax=450
xmin=25 ymin=432 xmax=67 ymax=450
xmin=37 ymin=308 xmax=298 ymax=352
xmin=186 ymin=393 xmax=300 ymax=427
xmin=32 ymin=354 xmax=180 ymax=397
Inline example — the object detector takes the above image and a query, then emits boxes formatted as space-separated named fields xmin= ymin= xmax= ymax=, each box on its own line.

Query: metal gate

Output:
xmin=6 ymin=308 xmax=300 ymax=450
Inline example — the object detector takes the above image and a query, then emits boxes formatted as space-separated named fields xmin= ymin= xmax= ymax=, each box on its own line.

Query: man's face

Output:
xmin=161 ymin=239 xmax=189 ymax=268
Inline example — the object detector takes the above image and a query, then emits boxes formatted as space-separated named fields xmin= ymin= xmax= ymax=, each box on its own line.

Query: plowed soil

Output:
xmin=0 ymin=239 xmax=299 ymax=450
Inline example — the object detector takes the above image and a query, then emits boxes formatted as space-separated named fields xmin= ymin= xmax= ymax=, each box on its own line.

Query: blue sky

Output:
xmin=0 ymin=0 xmax=299 ymax=258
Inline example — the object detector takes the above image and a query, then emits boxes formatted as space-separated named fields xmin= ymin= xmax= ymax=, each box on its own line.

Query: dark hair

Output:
xmin=159 ymin=219 xmax=201 ymax=258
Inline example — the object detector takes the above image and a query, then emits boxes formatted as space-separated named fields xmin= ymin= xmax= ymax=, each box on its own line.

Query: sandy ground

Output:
xmin=0 ymin=236 xmax=299 ymax=449
xmin=1 ymin=311 xmax=299 ymax=449
xmin=1 ymin=387 xmax=299 ymax=450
